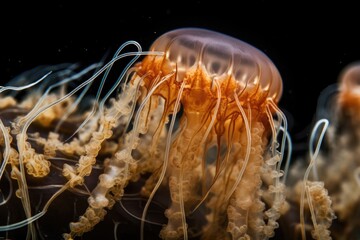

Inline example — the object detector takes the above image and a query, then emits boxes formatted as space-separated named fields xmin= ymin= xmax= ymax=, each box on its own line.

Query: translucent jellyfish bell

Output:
xmin=149 ymin=28 xmax=283 ymax=103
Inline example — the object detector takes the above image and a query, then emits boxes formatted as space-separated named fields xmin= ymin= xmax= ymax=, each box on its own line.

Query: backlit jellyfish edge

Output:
xmin=0 ymin=28 xmax=356 ymax=240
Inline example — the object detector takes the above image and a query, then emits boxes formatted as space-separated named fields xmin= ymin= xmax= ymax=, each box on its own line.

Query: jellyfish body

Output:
xmin=330 ymin=63 xmax=360 ymax=239
xmin=306 ymin=63 xmax=360 ymax=239
xmin=283 ymin=63 xmax=360 ymax=240
xmin=0 ymin=28 xmax=288 ymax=240
xmin=316 ymin=62 xmax=360 ymax=239
xmin=129 ymin=28 xmax=286 ymax=239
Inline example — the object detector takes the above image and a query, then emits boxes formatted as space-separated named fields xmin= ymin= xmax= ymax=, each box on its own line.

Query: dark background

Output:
xmin=1 ymin=1 xmax=359 ymax=154
xmin=0 ymin=2 xmax=359 ymax=240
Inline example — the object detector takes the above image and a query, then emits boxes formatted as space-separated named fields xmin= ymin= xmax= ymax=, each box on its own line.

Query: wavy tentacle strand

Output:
xmin=64 ymin=72 xmax=146 ymax=239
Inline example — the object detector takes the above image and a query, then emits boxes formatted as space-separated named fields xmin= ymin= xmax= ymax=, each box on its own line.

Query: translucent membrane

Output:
xmin=151 ymin=28 xmax=283 ymax=102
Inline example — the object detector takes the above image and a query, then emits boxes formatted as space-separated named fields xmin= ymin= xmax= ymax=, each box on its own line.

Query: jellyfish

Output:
xmin=285 ymin=63 xmax=360 ymax=240
xmin=327 ymin=63 xmax=360 ymax=239
xmin=0 ymin=28 xmax=288 ymax=239
xmin=309 ymin=63 xmax=360 ymax=240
